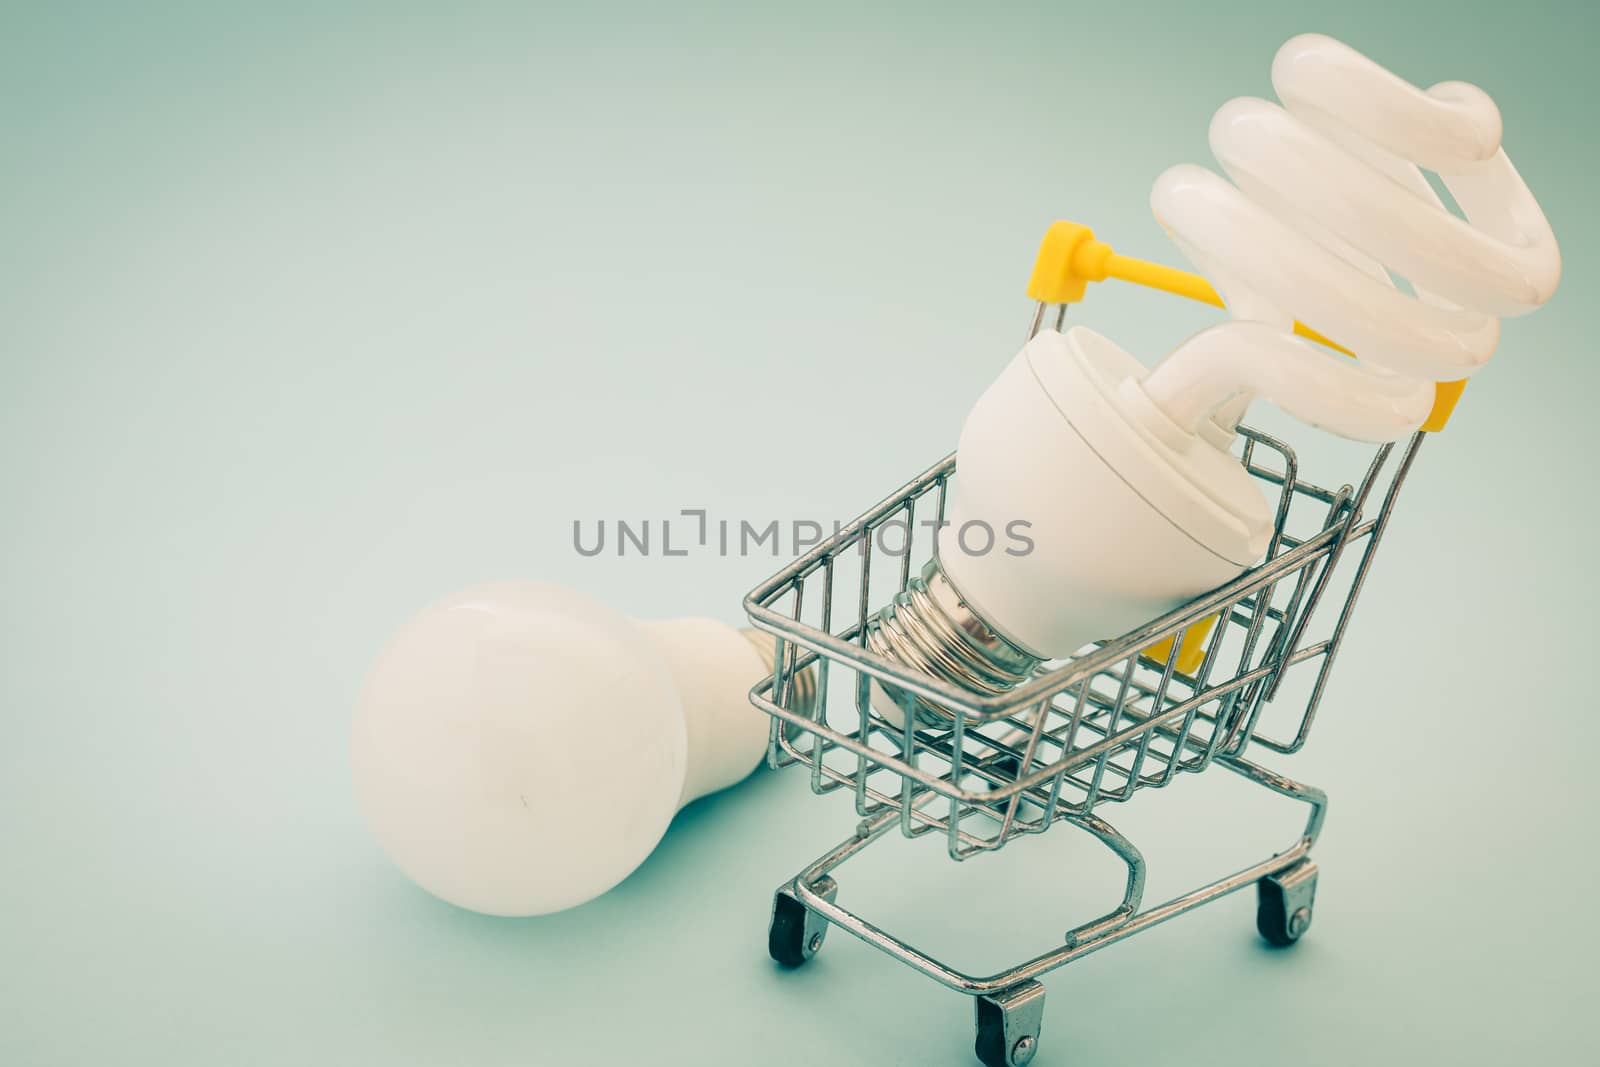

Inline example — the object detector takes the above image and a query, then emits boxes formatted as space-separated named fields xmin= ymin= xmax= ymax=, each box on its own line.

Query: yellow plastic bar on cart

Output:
xmin=1025 ymin=220 xmax=1464 ymax=432
xmin=1142 ymin=617 xmax=1216 ymax=677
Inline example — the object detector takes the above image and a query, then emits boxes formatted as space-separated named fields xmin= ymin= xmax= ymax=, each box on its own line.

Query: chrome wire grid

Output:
xmin=748 ymin=420 xmax=1416 ymax=857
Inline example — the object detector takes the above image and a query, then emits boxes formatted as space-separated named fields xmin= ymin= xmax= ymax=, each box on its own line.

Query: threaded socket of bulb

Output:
xmin=864 ymin=558 xmax=1040 ymax=723
xmin=742 ymin=628 xmax=819 ymax=721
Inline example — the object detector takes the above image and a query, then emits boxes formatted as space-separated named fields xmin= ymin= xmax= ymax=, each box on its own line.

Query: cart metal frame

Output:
xmin=744 ymin=301 xmax=1425 ymax=1066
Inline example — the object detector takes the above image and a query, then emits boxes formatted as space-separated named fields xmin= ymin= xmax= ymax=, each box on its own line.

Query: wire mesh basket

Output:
xmin=748 ymin=424 xmax=1415 ymax=854
xmin=745 ymin=278 xmax=1429 ymax=1067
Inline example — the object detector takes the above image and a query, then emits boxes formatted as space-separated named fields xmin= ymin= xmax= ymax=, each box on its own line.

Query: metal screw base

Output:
xmin=742 ymin=628 xmax=819 ymax=719
xmin=864 ymin=558 xmax=1040 ymax=722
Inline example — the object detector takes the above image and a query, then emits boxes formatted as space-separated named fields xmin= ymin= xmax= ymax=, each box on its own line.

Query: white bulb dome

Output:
xmin=352 ymin=582 xmax=688 ymax=917
xmin=352 ymin=582 xmax=792 ymax=917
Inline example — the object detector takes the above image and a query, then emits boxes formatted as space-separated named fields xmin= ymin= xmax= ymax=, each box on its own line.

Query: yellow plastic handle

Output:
xmin=1026 ymin=221 xmax=1463 ymax=431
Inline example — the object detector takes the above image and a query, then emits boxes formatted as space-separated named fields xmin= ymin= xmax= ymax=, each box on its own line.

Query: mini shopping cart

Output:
xmin=743 ymin=222 xmax=1453 ymax=1067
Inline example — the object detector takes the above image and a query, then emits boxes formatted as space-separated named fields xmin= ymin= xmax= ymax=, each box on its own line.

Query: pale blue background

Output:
xmin=3 ymin=2 xmax=1596 ymax=1064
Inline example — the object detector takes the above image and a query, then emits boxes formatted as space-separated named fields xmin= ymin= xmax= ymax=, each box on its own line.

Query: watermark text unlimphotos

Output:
xmin=572 ymin=509 xmax=1034 ymax=559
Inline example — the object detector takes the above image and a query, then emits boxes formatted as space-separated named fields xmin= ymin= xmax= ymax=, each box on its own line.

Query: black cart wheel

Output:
xmin=1256 ymin=859 xmax=1318 ymax=947
xmin=974 ymin=981 xmax=1046 ymax=1067
xmin=768 ymin=876 xmax=837 ymax=968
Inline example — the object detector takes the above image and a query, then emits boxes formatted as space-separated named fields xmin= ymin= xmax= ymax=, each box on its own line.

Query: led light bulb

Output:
xmin=867 ymin=34 xmax=1559 ymax=720
xmin=352 ymin=582 xmax=809 ymax=916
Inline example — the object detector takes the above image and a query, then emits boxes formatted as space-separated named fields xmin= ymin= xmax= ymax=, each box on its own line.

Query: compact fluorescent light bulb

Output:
xmin=868 ymin=326 xmax=1273 ymax=716
xmin=1147 ymin=33 xmax=1560 ymax=440
xmin=352 ymin=582 xmax=807 ymax=916
xmin=868 ymin=34 xmax=1559 ymax=720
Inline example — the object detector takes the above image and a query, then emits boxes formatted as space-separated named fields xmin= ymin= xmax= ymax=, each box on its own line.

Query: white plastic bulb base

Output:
xmin=351 ymin=582 xmax=790 ymax=917
xmin=868 ymin=327 xmax=1272 ymax=722
xmin=944 ymin=327 xmax=1271 ymax=657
